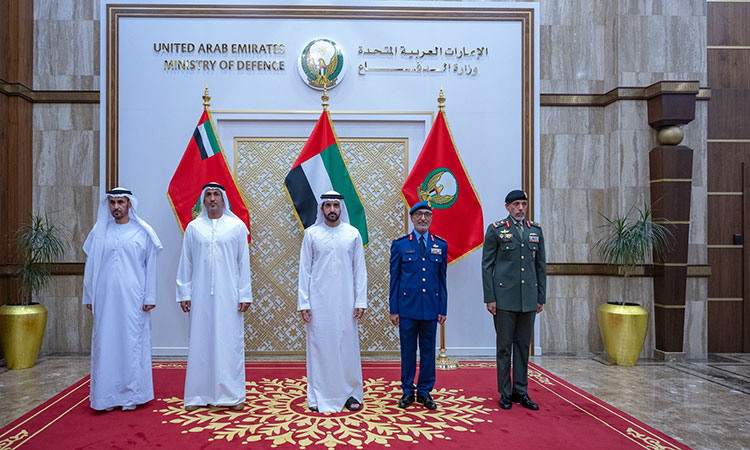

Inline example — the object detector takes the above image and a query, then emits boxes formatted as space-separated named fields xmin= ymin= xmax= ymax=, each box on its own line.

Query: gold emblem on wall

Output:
xmin=298 ymin=38 xmax=347 ymax=89
xmin=234 ymin=137 xmax=407 ymax=353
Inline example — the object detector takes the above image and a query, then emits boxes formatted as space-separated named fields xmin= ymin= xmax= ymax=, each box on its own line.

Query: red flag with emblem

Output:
xmin=402 ymin=110 xmax=483 ymax=263
xmin=167 ymin=110 xmax=251 ymax=243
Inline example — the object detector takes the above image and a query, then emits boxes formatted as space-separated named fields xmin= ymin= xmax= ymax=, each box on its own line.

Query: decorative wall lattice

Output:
xmin=234 ymin=138 xmax=408 ymax=352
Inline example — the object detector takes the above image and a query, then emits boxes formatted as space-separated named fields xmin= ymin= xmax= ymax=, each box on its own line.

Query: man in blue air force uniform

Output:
xmin=482 ymin=190 xmax=546 ymax=411
xmin=389 ymin=201 xmax=447 ymax=410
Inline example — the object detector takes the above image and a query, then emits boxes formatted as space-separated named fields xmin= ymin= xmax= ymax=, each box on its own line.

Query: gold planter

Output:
xmin=598 ymin=303 xmax=647 ymax=366
xmin=0 ymin=304 xmax=48 ymax=370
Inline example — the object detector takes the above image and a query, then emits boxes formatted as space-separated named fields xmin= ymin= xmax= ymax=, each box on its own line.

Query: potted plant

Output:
xmin=0 ymin=215 xmax=66 ymax=369
xmin=594 ymin=203 xmax=672 ymax=366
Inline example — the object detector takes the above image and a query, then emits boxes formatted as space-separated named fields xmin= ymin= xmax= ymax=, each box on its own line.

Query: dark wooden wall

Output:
xmin=707 ymin=2 xmax=750 ymax=352
xmin=0 ymin=0 xmax=34 ymax=306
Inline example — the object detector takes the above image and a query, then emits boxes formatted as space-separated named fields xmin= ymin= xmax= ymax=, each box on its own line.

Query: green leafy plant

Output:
xmin=15 ymin=215 xmax=67 ymax=305
xmin=594 ymin=203 xmax=673 ymax=304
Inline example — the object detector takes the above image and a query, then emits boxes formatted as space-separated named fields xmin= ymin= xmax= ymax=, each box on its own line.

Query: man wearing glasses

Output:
xmin=389 ymin=200 xmax=448 ymax=410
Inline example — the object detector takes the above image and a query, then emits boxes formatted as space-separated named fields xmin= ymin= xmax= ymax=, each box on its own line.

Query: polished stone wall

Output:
xmin=31 ymin=0 xmax=708 ymax=358
xmin=33 ymin=0 xmax=100 ymax=354
xmin=536 ymin=0 xmax=707 ymax=358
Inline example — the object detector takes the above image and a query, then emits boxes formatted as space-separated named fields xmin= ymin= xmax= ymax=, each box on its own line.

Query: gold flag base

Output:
xmin=435 ymin=322 xmax=460 ymax=370
xmin=436 ymin=348 xmax=460 ymax=371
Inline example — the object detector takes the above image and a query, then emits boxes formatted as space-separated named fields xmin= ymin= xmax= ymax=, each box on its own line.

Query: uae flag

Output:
xmin=402 ymin=110 xmax=483 ymax=263
xmin=167 ymin=110 xmax=251 ymax=242
xmin=284 ymin=110 xmax=368 ymax=244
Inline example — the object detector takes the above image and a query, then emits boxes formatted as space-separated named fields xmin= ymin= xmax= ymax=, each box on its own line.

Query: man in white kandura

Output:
xmin=176 ymin=182 xmax=252 ymax=411
xmin=83 ymin=187 xmax=162 ymax=412
xmin=298 ymin=191 xmax=368 ymax=413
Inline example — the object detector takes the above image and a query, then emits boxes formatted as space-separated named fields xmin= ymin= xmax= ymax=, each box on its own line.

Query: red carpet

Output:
xmin=0 ymin=361 xmax=692 ymax=450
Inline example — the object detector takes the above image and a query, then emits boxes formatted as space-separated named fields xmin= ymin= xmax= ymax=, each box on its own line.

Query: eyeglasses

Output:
xmin=413 ymin=212 xmax=433 ymax=218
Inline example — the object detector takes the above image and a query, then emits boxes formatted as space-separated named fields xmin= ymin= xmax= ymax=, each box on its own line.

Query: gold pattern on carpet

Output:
xmin=234 ymin=138 xmax=408 ymax=352
xmin=625 ymin=429 xmax=680 ymax=450
xmin=154 ymin=376 xmax=493 ymax=449
xmin=528 ymin=367 xmax=554 ymax=386
xmin=0 ymin=430 xmax=29 ymax=449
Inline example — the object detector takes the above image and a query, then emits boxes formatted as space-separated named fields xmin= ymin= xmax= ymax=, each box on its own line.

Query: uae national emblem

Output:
xmin=298 ymin=38 xmax=346 ymax=89
xmin=417 ymin=168 xmax=458 ymax=209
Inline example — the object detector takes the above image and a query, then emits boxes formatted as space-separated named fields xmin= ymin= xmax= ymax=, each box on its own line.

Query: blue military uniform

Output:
xmin=389 ymin=229 xmax=447 ymax=398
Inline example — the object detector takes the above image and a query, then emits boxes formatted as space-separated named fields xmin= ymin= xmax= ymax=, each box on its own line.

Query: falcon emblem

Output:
xmin=417 ymin=168 xmax=458 ymax=209
xmin=298 ymin=39 xmax=346 ymax=89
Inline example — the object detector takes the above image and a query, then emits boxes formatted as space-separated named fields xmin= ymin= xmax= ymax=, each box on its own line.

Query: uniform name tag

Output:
xmin=431 ymin=248 xmax=442 ymax=255
xmin=405 ymin=249 xmax=415 ymax=254
xmin=529 ymin=236 xmax=539 ymax=243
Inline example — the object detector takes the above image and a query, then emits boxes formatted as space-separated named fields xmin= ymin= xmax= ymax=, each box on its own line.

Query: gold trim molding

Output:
xmin=0 ymin=262 xmax=712 ymax=279
xmin=650 ymin=178 xmax=693 ymax=183
xmin=541 ymin=82 xmax=710 ymax=107
xmin=0 ymin=263 xmax=85 ymax=277
xmin=0 ymin=80 xmax=99 ymax=103
xmin=545 ymin=263 xmax=710 ymax=278
xmin=654 ymin=304 xmax=687 ymax=309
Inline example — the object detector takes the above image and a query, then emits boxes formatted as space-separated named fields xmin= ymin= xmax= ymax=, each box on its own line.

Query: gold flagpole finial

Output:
xmin=437 ymin=86 xmax=446 ymax=112
xmin=321 ymin=84 xmax=329 ymax=111
xmin=202 ymin=84 xmax=211 ymax=110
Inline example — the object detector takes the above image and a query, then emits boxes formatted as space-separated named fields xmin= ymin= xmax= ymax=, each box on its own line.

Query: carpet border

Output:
xmin=529 ymin=363 xmax=692 ymax=450
xmin=0 ymin=376 xmax=91 ymax=445
xmin=0 ymin=361 xmax=692 ymax=450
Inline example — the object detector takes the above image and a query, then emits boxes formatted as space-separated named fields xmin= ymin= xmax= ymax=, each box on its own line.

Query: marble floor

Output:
xmin=1 ymin=354 xmax=749 ymax=450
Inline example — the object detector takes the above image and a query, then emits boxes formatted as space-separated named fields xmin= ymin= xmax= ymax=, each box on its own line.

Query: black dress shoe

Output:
xmin=511 ymin=393 xmax=539 ymax=411
xmin=498 ymin=396 xmax=512 ymax=410
xmin=416 ymin=394 xmax=437 ymax=410
xmin=398 ymin=394 xmax=415 ymax=409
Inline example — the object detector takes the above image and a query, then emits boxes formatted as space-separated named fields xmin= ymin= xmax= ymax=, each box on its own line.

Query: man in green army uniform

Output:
xmin=481 ymin=189 xmax=546 ymax=411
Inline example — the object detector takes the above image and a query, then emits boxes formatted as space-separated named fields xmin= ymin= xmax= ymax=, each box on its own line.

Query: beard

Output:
xmin=325 ymin=212 xmax=340 ymax=223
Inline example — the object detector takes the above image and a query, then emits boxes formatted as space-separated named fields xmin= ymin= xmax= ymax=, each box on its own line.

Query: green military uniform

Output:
xmin=481 ymin=215 xmax=546 ymax=402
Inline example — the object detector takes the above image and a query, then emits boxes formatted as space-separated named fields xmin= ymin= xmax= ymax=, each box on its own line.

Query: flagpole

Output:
xmin=202 ymin=84 xmax=211 ymax=110
xmin=434 ymin=86 xmax=460 ymax=371
xmin=321 ymin=83 xmax=329 ymax=111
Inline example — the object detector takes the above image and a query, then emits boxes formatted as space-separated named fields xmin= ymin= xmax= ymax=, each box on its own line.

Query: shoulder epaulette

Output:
xmin=394 ymin=234 xmax=410 ymax=242
xmin=530 ymin=221 xmax=541 ymax=228
xmin=491 ymin=221 xmax=503 ymax=228
xmin=432 ymin=234 xmax=446 ymax=242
